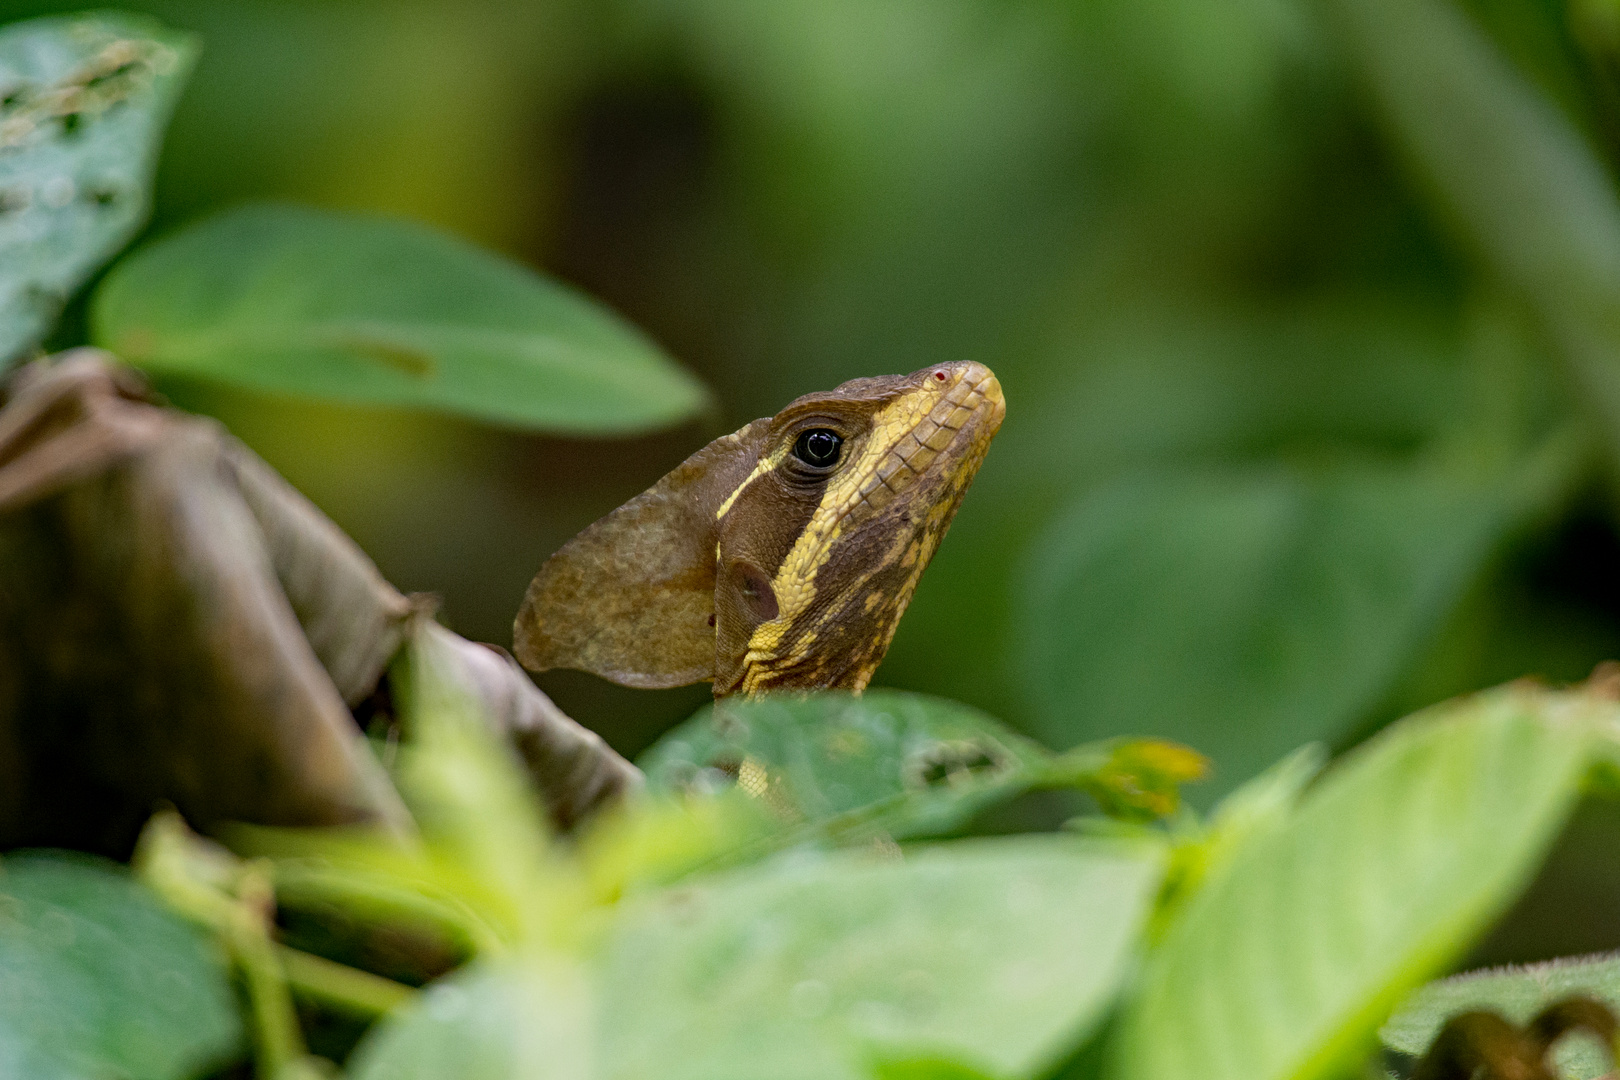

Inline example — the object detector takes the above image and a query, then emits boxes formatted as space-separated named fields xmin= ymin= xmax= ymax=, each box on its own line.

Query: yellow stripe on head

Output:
xmin=736 ymin=363 xmax=1002 ymax=693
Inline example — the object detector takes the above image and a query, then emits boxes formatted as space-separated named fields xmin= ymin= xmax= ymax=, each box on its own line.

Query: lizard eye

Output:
xmin=792 ymin=428 xmax=843 ymax=468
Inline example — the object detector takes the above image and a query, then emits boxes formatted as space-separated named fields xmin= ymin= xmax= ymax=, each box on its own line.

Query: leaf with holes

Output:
xmin=638 ymin=689 xmax=1204 ymax=846
xmin=90 ymin=203 xmax=712 ymax=433
xmin=1111 ymin=681 xmax=1605 ymax=1080
xmin=0 ymin=851 xmax=244 ymax=1080
xmin=601 ymin=835 xmax=1163 ymax=1080
xmin=0 ymin=12 xmax=195 ymax=367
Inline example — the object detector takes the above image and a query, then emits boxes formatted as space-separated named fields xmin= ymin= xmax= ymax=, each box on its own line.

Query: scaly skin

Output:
xmin=514 ymin=362 xmax=1005 ymax=697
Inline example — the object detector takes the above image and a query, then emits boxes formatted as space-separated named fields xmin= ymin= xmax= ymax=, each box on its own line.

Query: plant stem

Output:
xmin=271 ymin=861 xmax=506 ymax=956
xmin=277 ymin=944 xmax=416 ymax=1017
xmin=231 ymin=863 xmax=306 ymax=1078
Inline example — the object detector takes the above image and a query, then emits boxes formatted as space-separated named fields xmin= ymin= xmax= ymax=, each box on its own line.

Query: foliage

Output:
xmin=1015 ymin=449 xmax=1576 ymax=784
xmin=0 ymin=12 xmax=194 ymax=365
xmin=90 ymin=204 xmax=711 ymax=432
xmin=13 ymin=3 xmax=1620 ymax=1079
xmin=0 ymin=852 xmax=242 ymax=1080
xmin=14 ymin=0 xmax=1620 ymax=801
xmin=0 ymin=14 xmax=708 ymax=438
xmin=19 ymin=634 xmax=1613 ymax=1080
xmin=640 ymin=690 xmax=1207 ymax=846
xmin=597 ymin=836 xmax=1161 ymax=1080
xmin=1383 ymin=952 xmax=1620 ymax=1079
xmin=1113 ymin=685 xmax=1598 ymax=1080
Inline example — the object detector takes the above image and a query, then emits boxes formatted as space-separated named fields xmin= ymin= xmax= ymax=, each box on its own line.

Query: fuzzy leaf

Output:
xmin=1112 ymin=682 xmax=1603 ymax=1080
xmin=1382 ymin=952 xmax=1620 ymax=1080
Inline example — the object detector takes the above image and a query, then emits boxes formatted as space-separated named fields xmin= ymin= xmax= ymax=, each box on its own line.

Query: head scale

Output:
xmin=514 ymin=361 xmax=1005 ymax=697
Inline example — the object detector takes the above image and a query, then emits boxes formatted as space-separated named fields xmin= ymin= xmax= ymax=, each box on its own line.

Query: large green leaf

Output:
xmin=602 ymin=835 xmax=1163 ymax=1080
xmin=1110 ymin=682 xmax=1602 ymax=1080
xmin=347 ymin=959 xmax=592 ymax=1080
xmin=1017 ymin=451 xmax=1567 ymax=799
xmin=0 ymin=851 xmax=244 ymax=1080
xmin=639 ymin=689 xmax=1205 ymax=844
xmin=877 ymin=291 xmax=1493 ymax=726
xmin=0 ymin=12 xmax=195 ymax=367
xmin=89 ymin=203 xmax=712 ymax=433
xmin=1382 ymin=952 xmax=1620 ymax=1080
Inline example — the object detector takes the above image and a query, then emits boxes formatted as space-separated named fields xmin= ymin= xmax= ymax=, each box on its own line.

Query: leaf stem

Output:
xmin=229 ymin=863 xmax=307 ymax=1078
xmin=271 ymin=861 xmax=507 ymax=956
xmin=277 ymin=944 xmax=416 ymax=1017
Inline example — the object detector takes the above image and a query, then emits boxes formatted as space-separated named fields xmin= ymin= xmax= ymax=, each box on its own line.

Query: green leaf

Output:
xmin=1326 ymin=0 xmax=1620 ymax=469
xmin=89 ymin=203 xmax=712 ymax=433
xmin=870 ymin=1059 xmax=1001 ymax=1080
xmin=388 ymin=625 xmax=556 ymax=911
xmin=638 ymin=689 xmax=1205 ymax=844
xmin=1153 ymin=744 xmax=1328 ymax=933
xmin=347 ymin=959 xmax=592 ymax=1080
xmin=602 ymin=835 xmax=1164 ymax=1080
xmin=877 ymin=292 xmax=1524 ymax=721
xmin=640 ymin=690 xmax=1049 ymax=838
xmin=1017 ymin=451 xmax=1568 ymax=800
xmin=0 ymin=12 xmax=195 ymax=367
xmin=0 ymin=851 xmax=244 ymax=1080
xmin=1382 ymin=952 xmax=1620 ymax=1080
xmin=1110 ymin=681 xmax=1602 ymax=1080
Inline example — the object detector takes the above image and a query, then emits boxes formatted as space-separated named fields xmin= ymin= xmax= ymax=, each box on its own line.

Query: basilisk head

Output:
xmin=514 ymin=362 xmax=1004 ymax=697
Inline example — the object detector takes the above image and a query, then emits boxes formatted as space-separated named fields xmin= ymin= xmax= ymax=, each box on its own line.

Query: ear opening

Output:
xmin=513 ymin=420 xmax=767 ymax=689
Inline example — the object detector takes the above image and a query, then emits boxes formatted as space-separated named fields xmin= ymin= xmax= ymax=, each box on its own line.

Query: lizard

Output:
xmin=514 ymin=361 xmax=1005 ymax=697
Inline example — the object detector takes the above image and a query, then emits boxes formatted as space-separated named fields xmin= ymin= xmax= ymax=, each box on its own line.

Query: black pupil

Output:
xmin=794 ymin=429 xmax=842 ymax=467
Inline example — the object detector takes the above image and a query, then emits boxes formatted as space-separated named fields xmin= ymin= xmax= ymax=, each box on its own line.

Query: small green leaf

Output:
xmin=1382 ymin=952 xmax=1620 ymax=1080
xmin=347 ymin=959 xmax=592 ymax=1080
xmin=89 ymin=203 xmax=712 ymax=432
xmin=639 ymin=689 xmax=1202 ymax=844
xmin=602 ymin=836 xmax=1164 ymax=1080
xmin=1018 ymin=451 xmax=1567 ymax=800
xmin=0 ymin=851 xmax=244 ymax=1080
xmin=1111 ymin=682 xmax=1603 ymax=1080
xmin=0 ymin=13 xmax=195 ymax=367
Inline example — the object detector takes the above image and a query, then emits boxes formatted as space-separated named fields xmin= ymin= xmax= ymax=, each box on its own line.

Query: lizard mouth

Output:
xmin=909 ymin=361 xmax=1004 ymax=480
xmin=845 ymin=361 xmax=1004 ymax=519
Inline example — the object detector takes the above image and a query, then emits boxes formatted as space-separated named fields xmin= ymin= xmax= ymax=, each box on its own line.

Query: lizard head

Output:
xmin=513 ymin=361 xmax=1004 ymax=697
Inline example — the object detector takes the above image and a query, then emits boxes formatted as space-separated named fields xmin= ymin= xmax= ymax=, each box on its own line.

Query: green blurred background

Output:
xmin=13 ymin=0 xmax=1620 ymax=957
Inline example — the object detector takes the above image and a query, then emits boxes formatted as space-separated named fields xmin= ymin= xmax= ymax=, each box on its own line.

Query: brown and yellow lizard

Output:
xmin=514 ymin=361 xmax=1005 ymax=697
